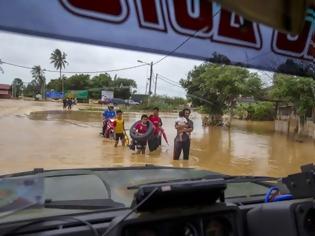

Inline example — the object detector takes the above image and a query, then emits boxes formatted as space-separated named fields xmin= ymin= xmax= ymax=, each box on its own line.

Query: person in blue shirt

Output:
xmin=102 ymin=105 xmax=116 ymax=137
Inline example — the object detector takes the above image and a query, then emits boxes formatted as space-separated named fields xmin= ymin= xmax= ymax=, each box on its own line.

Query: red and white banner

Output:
xmin=0 ymin=0 xmax=314 ymax=75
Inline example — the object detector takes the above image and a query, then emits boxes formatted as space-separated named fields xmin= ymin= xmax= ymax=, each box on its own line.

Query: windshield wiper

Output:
xmin=222 ymin=175 xmax=278 ymax=183
xmin=44 ymin=199 xmax=125 ymax=210
xmin=127 ymin=175 xmax=279 ymax=189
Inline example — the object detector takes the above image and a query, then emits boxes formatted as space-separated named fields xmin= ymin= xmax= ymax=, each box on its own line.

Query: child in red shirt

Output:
xmin=149 ymin=107 xmax=162 ymax=136
xmin=148 ymin=107 xmax=163 ymax=151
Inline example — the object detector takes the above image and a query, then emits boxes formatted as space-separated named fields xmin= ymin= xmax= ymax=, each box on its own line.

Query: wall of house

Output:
xmin=275 ymin=115 xmax=315 ymax=139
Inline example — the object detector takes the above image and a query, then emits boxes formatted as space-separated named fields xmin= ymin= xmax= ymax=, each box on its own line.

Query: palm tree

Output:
xmin=31 ymin=65 xmax=46 ymax=99
xmin=50 ymin=49 xmax=68 ymax=95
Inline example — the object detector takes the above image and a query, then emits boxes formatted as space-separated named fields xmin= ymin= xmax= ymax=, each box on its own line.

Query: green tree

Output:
xmin=11 ymin=78 xmax=24 ymax=98
xmin=180 ymin=63 xmax=218 ymax=110
xmin=180 ymin=63 xmax=263 ymax=123
xmin=271 ymin=74 xmax=315 ymax=136
xmin=47 ymin=77 xmax=63 ymax=91
xmin=65 ymin=74 xmax=90 ymax=90
xmin=112 ymin=77 xmax=137 ymax=99
xmin=90 ymin=73 xmax=112 ymax=88
xmin=23 ymin=80 xmax=40 ymax=97
xmin=31 ymin=65 xmax=46 ymax=99
xmin=88 ymin=74 xmax=113 ymax=99
xmin=50 ymin=49 xmax=68 ymax=94
xmin=112 ymin=78 xmax=137 ymax=88
xmin=235 ymin=102 xmax=275 ymax=121
xmin=129 ymin=95 xmax=187 ymax=112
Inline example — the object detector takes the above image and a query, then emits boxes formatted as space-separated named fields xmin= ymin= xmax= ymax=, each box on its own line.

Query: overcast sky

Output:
xmin=0 ymin=31 xmax=203 ymax=97
xmin=0 ymin=31 xmax=272 ymax=98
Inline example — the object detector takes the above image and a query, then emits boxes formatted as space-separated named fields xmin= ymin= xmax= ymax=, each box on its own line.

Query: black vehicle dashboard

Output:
xmin=122 ymin=205 xmax=241 ymax=236
xmin=120 ymin=198 xmax=315 ymax=236
xmin=1 ymin=198 xmax=315 ymax=236
xmin=2 ymin=165 xmax=315 ymax=236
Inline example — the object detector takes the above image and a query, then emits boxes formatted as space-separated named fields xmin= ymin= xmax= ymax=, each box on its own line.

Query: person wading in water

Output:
xmin=113 ymin=110 xmax=125 ymax=147
xmin=133 ymin=114 xmax=150 ymax=154
xmin=102 ymin=105 xmax=116 ymax=137
xmin=173 ymin=108 xmax=193 ymax=160
xmin=148 ymin=107 xmax=163 ymax=152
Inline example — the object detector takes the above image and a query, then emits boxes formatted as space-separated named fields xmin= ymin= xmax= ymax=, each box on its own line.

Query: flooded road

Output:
xmin=1 ymin=100 xmax=315 ymax=177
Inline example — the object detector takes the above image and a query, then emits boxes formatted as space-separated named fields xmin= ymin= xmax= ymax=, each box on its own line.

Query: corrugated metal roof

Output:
xmin=0 ymin=84 xmax=11 ymax=90
xmin=0 ymin=90 xmax=10 ymax=95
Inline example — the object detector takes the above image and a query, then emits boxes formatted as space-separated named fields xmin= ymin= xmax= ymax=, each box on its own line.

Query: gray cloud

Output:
xmin=0 ymin=31 xmax=201 ymax=97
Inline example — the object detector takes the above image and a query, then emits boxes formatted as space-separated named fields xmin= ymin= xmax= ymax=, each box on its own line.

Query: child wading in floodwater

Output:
xmin=175 ymin=111 xmax=188 ymax=141
xmin=113 ymin=110 xmax=125 ymax=147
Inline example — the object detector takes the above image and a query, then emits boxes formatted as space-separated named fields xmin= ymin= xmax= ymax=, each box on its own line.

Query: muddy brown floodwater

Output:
xmin=1 ymin=100 xmax=315 ymax=177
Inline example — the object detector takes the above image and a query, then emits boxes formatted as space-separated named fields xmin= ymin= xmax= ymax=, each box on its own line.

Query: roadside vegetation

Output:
xmin=271 ymin=74 xmax=315 ymax=137
xmin=128 ymin=96 xmax=187 ymax=112
xmin=79 ymin=95 xmax=187 ymax=113
xmin=12 ymin=49 xmax=315 ymax=136
xmin=234 ymin=102 xmax=275 ymax=121
xmin=180 ymin=63 xmax=264 ymax=125
xmin=23 ymin=73 xmax=137 ymax=100
xmin=180 ymin=59 xmax=315 ymax=132
xmin=16 ymin=48 xmax=137 ymax=100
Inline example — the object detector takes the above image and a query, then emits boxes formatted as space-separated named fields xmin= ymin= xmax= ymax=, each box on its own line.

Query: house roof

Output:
xmin=0 ymin=90 xmax=10 ymax=95
xmin=0 ymin=84 xmax=11 ymax=90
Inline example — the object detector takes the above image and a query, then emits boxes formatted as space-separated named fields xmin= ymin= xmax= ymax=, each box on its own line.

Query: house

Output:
xmin=238 ymin=96 xmax=255 ymax=103
xmin=0 ymin=84 xmax=11 ymax=99
xmin=277 ymin=103 xmax=294 ymax=120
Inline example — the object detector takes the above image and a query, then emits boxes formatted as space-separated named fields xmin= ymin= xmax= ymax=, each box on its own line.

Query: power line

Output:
xmin=45 ymin=64 xmax=147 ymax=74
xmin=157 ymin=75 xmax=182 ymax=88
xmin=0 ymin=59 xmax=147 ymax=74
xmin=158 ymin=73 xmax=182 ymax=86
xmin=0 ymin=60 xmax=33 ymax=70
xmin=157 ymin=74 xmax=213 ymax=105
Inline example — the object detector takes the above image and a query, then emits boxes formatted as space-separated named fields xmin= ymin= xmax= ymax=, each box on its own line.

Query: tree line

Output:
xmin=180 ymin=58 xmax=315 ymax=134
xmin=11 ymin=49 xmax=137 ymax=99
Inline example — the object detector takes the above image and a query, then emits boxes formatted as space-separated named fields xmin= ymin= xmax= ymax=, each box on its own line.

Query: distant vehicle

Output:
xmin=111 ymin=98 xmax=127 ymax=105
xmin=125 ymin=99 xmax=140 ymax=105
xmin=98 ymin=98 xmax=111 ymax=105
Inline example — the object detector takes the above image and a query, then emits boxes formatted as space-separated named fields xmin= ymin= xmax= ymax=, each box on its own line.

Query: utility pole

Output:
xmin=136 ymin=60 xmax=154 ymax=96
xmin=145 ymin=79 xmax=148 ymax=95
xmin=11 ymin=83 xmax=14 ymax=98
xmin=154 ymin=73 xmax=158 ymax=96
xmin=148 ymin=62 xmax=153 ymax=95
xmin=43 ymin=77 xmax=46 ymax=100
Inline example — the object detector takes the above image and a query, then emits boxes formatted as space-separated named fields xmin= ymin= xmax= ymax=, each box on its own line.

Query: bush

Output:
xmin=129 ymin=95 xmax=187 ymax=112
xmin=235 ymin=102 xmax=275 ymax=121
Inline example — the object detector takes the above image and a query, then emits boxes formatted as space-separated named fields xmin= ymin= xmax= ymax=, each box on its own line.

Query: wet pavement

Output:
xmin=1 ymin=100 xmax=315 ymax=177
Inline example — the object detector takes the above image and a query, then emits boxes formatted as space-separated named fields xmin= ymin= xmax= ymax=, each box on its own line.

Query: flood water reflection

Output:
xmin=1 ymin=109 xmax=315 ymax=177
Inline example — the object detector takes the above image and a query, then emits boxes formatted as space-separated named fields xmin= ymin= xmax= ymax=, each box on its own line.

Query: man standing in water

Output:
xmin=148 ymin=107 xmax=163 ymax=151
xmin=173 ymin=108 xmax=193 ymax=160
